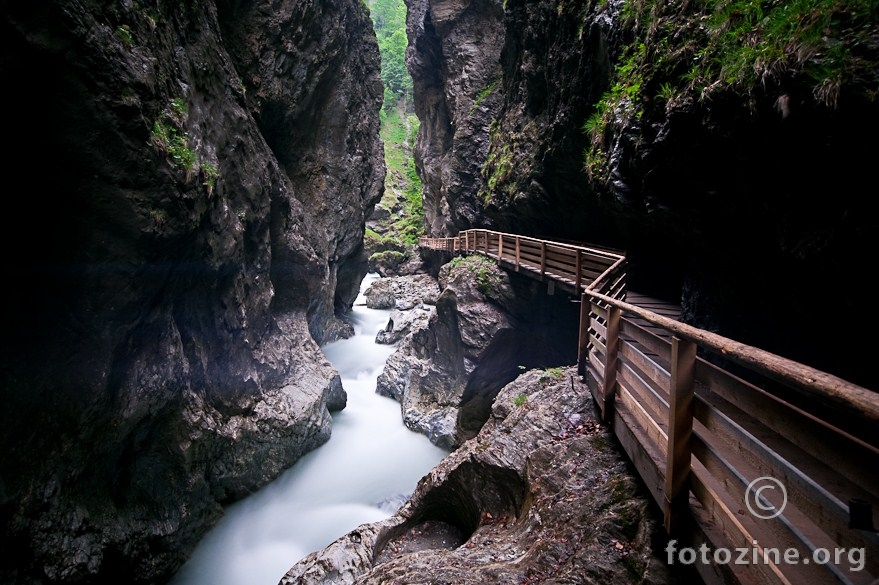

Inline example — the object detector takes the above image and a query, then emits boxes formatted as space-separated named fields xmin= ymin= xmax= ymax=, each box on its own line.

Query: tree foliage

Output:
xmin=369 ymin=0 xmax=413 ymax=108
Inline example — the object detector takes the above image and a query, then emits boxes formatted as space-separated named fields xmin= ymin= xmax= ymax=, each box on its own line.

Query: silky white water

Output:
xmin=170 ymin=273 xmax=448 ymax=585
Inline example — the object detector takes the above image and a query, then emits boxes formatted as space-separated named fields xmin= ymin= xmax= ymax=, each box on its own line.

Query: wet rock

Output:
xmin=280 ymin=367 xmax=678 ymax=585
xmin=375 ymin=307 xmax=434 ymax=346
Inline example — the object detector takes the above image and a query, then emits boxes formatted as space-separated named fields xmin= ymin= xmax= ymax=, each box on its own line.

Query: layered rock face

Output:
xmin=407 ymin=0 xmax=879 ymax=388
xmin=281 ymin=367 xmax=676 ymax=585
xmin=0 ymin=1 xmax=382 ymax=583
xmin=377 ymin=257 xmax=580 ymax=449
xmin=405 ymin=0 xmax=505 ymax=235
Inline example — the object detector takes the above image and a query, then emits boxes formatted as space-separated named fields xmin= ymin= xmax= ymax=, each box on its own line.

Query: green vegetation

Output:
xmin=150 ymin=119 xmax=196 ymax=172
xmin=513 ymin=393 xmax=528 ymax=407
xmin=583 ymin=0 xmax=879 ymax=180
xmin=116 ymin=25 xmax=133 ymax=47
xmin=449 ymin=255 xmax=502 ymax=295
xmin=369 ymin=0 xmax=413 ymax=109
xmin=202 ymin=162 xmax=220 ymax=194
xmin=367 ymin=0 xmax=425 ymax=260
xmin=544 ymin=366 xmax=565 ymax=380
xmin=149 ymin=97 xmax=216 ymax=186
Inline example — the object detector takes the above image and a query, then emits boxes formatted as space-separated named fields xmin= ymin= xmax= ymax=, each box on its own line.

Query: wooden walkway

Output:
xmin=421 ymin=229 xmax=879 ymax=585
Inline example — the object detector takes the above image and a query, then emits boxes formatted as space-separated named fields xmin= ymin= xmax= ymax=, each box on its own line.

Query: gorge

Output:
xmin=1 ymin=0 xmax=877 ymax=584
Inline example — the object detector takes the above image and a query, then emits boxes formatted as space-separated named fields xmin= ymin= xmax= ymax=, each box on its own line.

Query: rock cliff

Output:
xmin=406 ymin=0 xmax=879 ymax=389
xmin=0 ymin=0 xmax=383 ymax=583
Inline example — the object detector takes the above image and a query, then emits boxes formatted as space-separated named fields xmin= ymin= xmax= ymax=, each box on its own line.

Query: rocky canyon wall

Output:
xmin=406 ymin=0 xmax=879 ymax=389
xmin=0 ymin=1 xmax=383 ymax=583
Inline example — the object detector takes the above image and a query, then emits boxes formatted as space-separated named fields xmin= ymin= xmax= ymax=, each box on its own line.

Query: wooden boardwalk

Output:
xmin=421 ymin=229 xmax=879 ymax=585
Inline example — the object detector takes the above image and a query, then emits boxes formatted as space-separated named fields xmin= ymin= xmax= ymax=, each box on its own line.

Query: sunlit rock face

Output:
xmin=0 ymin=1 xmax=383 ymax=583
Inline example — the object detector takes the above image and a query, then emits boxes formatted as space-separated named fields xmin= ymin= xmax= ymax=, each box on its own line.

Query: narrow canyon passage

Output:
xmin=169 ymin=274 xmax=448 ymax=585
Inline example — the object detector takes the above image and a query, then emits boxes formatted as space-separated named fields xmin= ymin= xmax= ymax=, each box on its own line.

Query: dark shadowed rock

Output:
xmin=0 ymin=0 xmax=382 ymax=582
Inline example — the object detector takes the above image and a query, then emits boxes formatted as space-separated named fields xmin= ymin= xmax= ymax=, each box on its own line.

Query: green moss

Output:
xmin=150 ymin=98 xmax=198 ymax=174
xmin=116 ymin=25 xmax=133 ymax=47
xmin=513 ymin=393 xmax=528 ymax=407
xmin=582 ymin=0 xmax=879 ymax=172
xmin=448 ymin=255 xmax=503 ymax=295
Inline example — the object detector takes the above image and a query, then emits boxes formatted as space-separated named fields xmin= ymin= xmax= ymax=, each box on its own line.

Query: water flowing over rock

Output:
xmin=280 ymin=367 xmax=678 ymax=585
xmin=0 ymin=1 xmax=383 ymax=583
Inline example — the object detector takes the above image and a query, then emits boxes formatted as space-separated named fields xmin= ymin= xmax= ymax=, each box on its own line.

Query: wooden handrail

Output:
xmin=583 ymin=287 xmax=879 ymax=447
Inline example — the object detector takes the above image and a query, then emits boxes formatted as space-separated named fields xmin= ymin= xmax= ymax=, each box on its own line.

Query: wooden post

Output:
xmin=498 ymin=234 xmax=504 ymax=264
xmin=575 ymin=249 xmax=582 ymax=291
xmin=540 ymin=242 xmax=547 ymax=279
xmin=577 ymin=292 xmax=590 ymax=377
xmin=664 ymin=336 xmax=696 ymax=536
xmin=515 ymin=236 xmax=521 ymax=271
xmin=602 ymin=306 xmax=621 ymax=421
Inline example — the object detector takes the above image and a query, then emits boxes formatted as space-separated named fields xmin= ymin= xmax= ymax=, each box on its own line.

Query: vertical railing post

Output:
xmin=575 ymin=249 xmax=582 ymax=291
xmin=498 ymin=233 xmax=504 ymax=264
xmin=601 ymin=305 xmax=621 ymax=421
xmin=665 ymin=336 xmax=696 ymax=536
xmin=577 ymin=293 xmax=591 ymax=378
xmin=540 ymin=241 xmax=547 ymax=279
xmin=515 ymin=236 xmax=521 ymax=271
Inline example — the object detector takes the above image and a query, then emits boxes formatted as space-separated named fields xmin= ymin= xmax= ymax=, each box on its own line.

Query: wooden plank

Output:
xmin=544 ymin=247 xmax=578 ymax=267
xmin=590 ymin=302 xmax=609 ymax=322
xmin=585 ymin=364 xmax=604 ymax=411
xmin=695 ymin=359 xmax=879 ymax=495
xmin=619 ymin=339 xmax=671 ymax=399
xmin=691 ymin=419 xmax=878 ymax=584
xmin=620 ymin=318 xmax=672 ymax=365
xmin=694 ymin=389 xmax=879 ymax=571
xmin=515 ymin=236 xmax=521 ymax=270
xmin=690 ymin=462 xmax=796 ymax=585
xmin=617 ymin=381 xmax=669 ymax=464
xmin=590 ymin=317 xmax=607 ymax=340
xmin=589 ymin=349 xmax=605 ymax=379
xmin=618 ymin=361 xmax=669 ymax=436
xmin=578 ymin=293 xmax=590 ymax=377
xmin=540 ymin=241 xmax=547 ymax=277
xmin=612 ymin=389 xmax=667 ymax=508
xmin=665 ymin=336 xmax=696 ymax=535
xmin=590 ymin=331 xmax=607 ymax=357
xmin=585 ymin=288 xmax=879 ymax=448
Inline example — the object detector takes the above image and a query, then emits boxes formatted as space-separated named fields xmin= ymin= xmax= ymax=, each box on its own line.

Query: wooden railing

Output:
xmin=419 ymin=229 xmax=627 ymax=297
xmin=420 ymin=230 xmax=878 ymax=585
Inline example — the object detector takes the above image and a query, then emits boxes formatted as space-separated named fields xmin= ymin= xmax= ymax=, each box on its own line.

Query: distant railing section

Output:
xmin=420 ymin=229 xmax=879 ymax=585
xmin=419 ymin=229 xmax=627 ymax=297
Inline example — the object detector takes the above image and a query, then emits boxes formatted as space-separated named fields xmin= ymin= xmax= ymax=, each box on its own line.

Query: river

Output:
xmin=169 ymin=273 xmax=448 ymax=585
